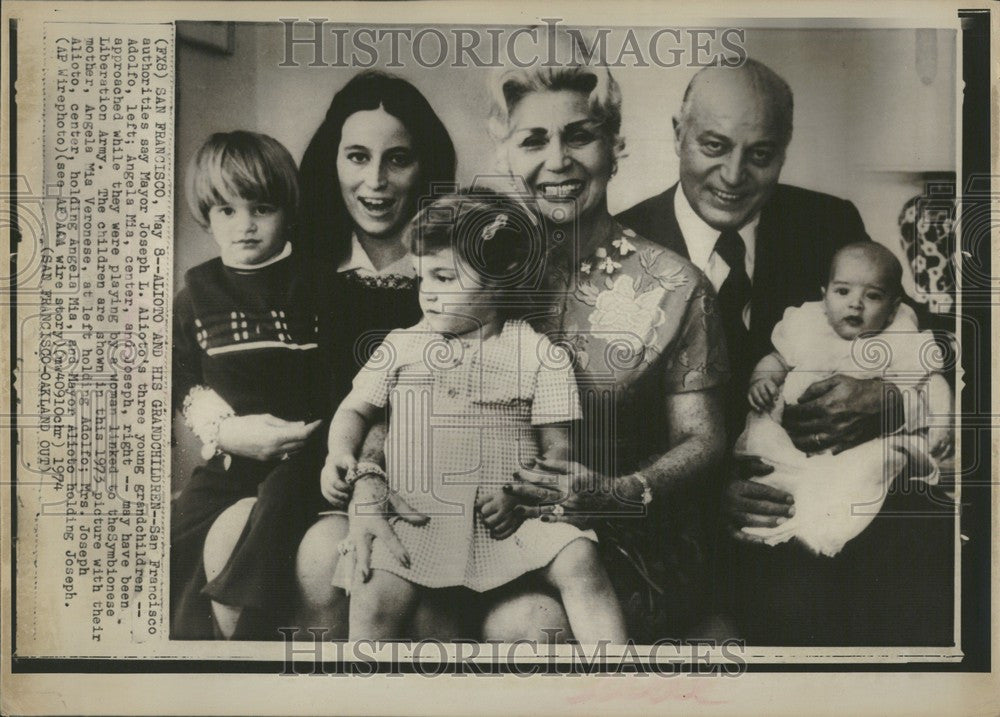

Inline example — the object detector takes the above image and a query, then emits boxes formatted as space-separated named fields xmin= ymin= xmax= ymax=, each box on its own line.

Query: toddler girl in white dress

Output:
xmin=322 ymin=191 xmax=627 ymax=641
xmin=736 ymin=242 xmax=952 ymax=556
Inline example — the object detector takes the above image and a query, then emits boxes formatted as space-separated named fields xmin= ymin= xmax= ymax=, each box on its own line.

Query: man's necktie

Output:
xmin=714 ymin=229 xmax=753 ymax=385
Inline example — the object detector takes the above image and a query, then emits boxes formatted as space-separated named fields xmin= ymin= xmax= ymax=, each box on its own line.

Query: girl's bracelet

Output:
xmin=346 ymin=461 xmax=387 ymax=487
xmin=350 ymin=470 xmax=392 ymax=514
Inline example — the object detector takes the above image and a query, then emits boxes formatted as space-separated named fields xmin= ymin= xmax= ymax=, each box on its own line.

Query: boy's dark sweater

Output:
xmin=172 ymin=253 xmax=328 ymax=423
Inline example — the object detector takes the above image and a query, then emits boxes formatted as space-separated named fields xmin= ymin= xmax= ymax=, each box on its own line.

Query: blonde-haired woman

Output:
xmin=482 ymin=39 xmax=729 ymax=641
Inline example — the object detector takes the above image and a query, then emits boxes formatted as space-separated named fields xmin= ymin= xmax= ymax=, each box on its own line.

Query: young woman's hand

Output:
xmin=320 ymin=453 xmax=355 ymax=508
xmin=338 ymin=477 xmax=430 ymax=589
xmin=476 ymin=490 xmax=525 ymax=540
xmin=217 ymin=414 xmax=322 ymax=461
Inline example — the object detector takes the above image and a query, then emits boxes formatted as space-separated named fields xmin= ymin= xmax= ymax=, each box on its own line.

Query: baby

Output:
xmin=737 ymin=242 xmax=952 ymax=556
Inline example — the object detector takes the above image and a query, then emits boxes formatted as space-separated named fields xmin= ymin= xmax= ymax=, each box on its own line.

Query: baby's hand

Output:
xmin=476 ymin=489 xmax=525 ymax=541
xmin=748 ymin=377 xmax=780 ymax=412
xmin=320 ymin=453 xmax=355 ymax=509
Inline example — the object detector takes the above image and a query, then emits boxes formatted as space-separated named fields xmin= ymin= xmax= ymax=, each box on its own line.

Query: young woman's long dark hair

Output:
xmin=298 ymin=70 xmax=457 ymax=267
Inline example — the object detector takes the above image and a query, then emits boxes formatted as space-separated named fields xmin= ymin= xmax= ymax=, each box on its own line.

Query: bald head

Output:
xmin=679 ymin=59 xmax=794 ymax=147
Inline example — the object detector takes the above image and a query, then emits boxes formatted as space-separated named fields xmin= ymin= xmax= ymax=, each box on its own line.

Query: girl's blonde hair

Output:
xmin=488 ymin=29 xmax=625 ymax=161
xmin=185 ymin=130 xmax=299 ymax=228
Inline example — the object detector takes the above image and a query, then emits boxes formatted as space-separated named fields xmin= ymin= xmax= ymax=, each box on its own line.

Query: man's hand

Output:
xmin=217 ymin=414 xmax=322 ymax=461
xmin=928 ymin=425 xmax=955 ymax=462
xmin=783 ymin=375 xmax=895 ymax=455
xmin=724 ymin=457 xmax=795 ymax=545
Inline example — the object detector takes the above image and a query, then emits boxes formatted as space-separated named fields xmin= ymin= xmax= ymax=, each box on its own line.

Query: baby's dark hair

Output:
xmin=408 ymin=189 xmax=546 ymax=299
xmin=827 ymin=241 xmax=904 ymax=297
xmin=185 ymin=130 xmax=299 ymax=228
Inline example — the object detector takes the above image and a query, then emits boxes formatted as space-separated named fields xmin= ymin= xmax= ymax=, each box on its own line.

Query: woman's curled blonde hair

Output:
xmin=488 ymin=31 xmax=626 ymax=161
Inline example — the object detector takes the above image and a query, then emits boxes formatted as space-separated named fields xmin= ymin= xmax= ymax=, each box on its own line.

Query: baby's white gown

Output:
xmin=735 ymin=301 xmax=943 ymax=557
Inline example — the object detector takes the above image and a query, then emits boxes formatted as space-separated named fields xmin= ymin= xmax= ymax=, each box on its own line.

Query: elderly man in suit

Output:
xmin=619 ymin=60 xmax=875 ymax=441
xmin=617 ymin=59 xmax=952 ymax=645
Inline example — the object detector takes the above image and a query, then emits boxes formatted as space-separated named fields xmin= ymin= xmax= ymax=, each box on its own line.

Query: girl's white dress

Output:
xmin=340 ymin=319 xmax=595 ymax=591
xmin=735 ymin=301 xmax=942 ymax=557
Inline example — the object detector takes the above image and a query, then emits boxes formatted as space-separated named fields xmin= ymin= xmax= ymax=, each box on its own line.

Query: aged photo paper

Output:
xmin=1 ymin=1 xmax=997 ymax=715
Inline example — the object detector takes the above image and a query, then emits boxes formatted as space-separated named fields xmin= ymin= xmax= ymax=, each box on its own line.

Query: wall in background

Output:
xmin=175 ymin=24 xmax=956 ymax=284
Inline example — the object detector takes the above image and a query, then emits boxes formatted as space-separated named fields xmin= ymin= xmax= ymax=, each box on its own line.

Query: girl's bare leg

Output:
xmin=542 ymin=538 xmax=627 ymax=644
xmin=296 ymin=516 xmax=463 ymax=640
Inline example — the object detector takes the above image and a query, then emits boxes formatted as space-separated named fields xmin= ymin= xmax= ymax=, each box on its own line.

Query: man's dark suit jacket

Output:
xmin=616 ymin=184 xmax=953 ymax=646
xmin=616 ymin=183 xmax=869 ymax=380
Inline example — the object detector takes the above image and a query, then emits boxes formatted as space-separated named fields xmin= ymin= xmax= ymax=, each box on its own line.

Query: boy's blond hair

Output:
xmin=185 ymin=130 xmax=299 ymax=228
